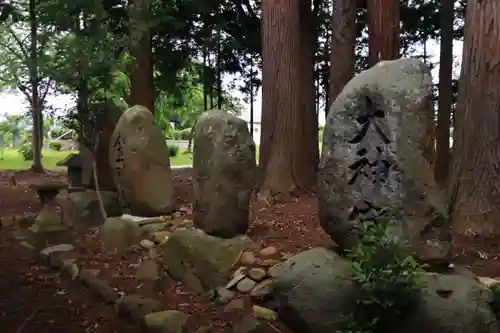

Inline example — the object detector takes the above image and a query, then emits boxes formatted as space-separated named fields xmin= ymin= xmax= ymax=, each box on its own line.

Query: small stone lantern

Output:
xmin=56 ymin=153 xmax=84 ymax=191
xmin=26 ymin=180 xmax=70 ymax=248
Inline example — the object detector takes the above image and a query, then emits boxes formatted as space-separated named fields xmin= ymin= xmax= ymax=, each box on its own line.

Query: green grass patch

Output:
xmin=0 ymin=148 xmax=194 ymax=171
xmin=0 ymin=148 xmax=69 ymax=171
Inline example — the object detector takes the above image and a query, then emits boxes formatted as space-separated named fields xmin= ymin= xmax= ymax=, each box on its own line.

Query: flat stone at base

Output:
xmin=40 ymin=244 xmax=75 ymax=268
xmin=40 ymin=243 xmax=75 ymax=256
xmin=26 ymin=223 xmax=71 ymax=248
xmin=143 ymin=310 xmax=188 ymax=333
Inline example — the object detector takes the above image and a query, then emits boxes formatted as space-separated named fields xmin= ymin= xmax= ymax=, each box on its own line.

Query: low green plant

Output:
xmin=337 ymin=213 xmax=426 ymax=333
xmin=168 ymin=144 xmax=179 ymax=157
xmin=18 ymin=144 xmax=33 ymax=161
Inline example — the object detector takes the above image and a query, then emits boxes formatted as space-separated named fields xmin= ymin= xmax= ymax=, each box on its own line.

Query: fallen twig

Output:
xmin=16 ymin=306 xmax=41 ymax=333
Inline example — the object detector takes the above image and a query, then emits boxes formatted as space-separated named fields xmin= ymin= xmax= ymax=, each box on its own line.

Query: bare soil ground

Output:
xmin=0 ymin=169 xmax=497 ymax=333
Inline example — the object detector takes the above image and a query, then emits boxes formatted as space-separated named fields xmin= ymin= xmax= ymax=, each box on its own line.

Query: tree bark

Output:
xmin=367 ymin=0 xmax=400 ymax=67
xmin=29 ymin=0 xmax=43 ymax=173
xmin=259 ymin=0 xmax=316 ymax=195
xmin=129 ymin=0 xmax=155 ymax=113
xmin=328 ymin=0 xmax=357 ymax=111
xmin=434 ymin=0 xmax=454 ymax=186
xmin=299 ymin=0 xmax=318 ymax=181
xmin=449 ymin=0 xmax=500 ymax=235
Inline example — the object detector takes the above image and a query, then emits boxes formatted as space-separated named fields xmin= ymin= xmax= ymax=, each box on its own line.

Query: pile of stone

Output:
xmin=219 ymin=246 xmax=281 ymax=302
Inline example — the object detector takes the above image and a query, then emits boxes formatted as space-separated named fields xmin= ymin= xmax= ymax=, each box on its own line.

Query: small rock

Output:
xmin=224 ymin=298 xmax=245 ymax=313
xmin=147 ymin=247 xmax=158 ymax=260
xmin=61 ymin=260 xmax=79 ymax=280
xmin=252 ymin=305 xmax=277 ymax=321
xmin=250 ymin=279 xmax=275 ymax=299
xmin=79 ymin=271 xmax=119 ymax=304
xmin=117 ymin=294 xmax=161 ymax=324
xmin=226 ymin=267 xmax=247 ymax=289
xmin=247 ymin=268 xmax=267 ymax=281
xmin=173 ymin=211 xmax=182 ymax=219
xmin=80 ymin=268 xmax=100 ymax=278
xmin=236 ymin=277 xmax=257 ymax=293
xmin=216 ymin=287 xmax=236 ymax=303
xmin=136 ymin=259 xmax=160 ymax=281
xmin=259 ymin=259 xmax=280 ymax=267
xmin=259 ymin=246 xmax=277 ymax=257
xmin=48 ymin=250 xmax=74 ymax=269
xmin=179 ymin=219 xmax=194 ymax=227
xmin=40 ymin=243 xmax=74 ymax=256
xmin=240 ymin=251 xmax=256 ymax=265
xmin=140 ymin=239 xmax=155 ymax=249
xmin=141 ymin=222 xmax=171 ymax=234
xmin=478 ymin=276 xmax=500 ymax=288
xmin=143 ymin=310 xmax=188 ymax=333
xmin=150 ymin=231 xmax=171 ymax=244
xmin=179 ymin=206 xmax=192 ymax=213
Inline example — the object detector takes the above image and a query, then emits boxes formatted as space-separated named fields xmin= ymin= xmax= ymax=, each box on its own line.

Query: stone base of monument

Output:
xmin=26 ymin=223 xmax=71 ymax=249
xmin=26 ymin=180 xmax=71 ymax=248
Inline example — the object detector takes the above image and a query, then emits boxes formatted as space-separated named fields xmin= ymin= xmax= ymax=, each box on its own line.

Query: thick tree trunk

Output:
xmin=299 ymin=0 xmax=318 ymax=181
xmin=367 ymin=0 xmax=400 ymax=67
xmin=259 ymin=0 xmax=316 ymax=195
xmin=449 ymin=0 xmax=500 ymax=235
xmin=328 ymin=0 xmax=357 ymax=111
xmin=29 ymin=0 xmax=42 ymax=173
xmin=129 ymin=0 xmax=155 ymax=113
xmin=434 ymin=0 xmax=454 ymax=186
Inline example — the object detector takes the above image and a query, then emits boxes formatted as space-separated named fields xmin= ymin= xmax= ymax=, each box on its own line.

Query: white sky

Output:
xmin=0 ymin=39 xmax=463 ymax=125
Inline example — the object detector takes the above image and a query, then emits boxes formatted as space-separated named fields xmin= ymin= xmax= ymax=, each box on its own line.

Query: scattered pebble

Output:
xmin=259 ymin=246 xmax=278 ymax=257
xmin=240 ymin=251 xmax=256 ymax=265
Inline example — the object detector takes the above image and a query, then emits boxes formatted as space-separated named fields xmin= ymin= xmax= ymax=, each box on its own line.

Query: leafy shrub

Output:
xmin=18 ymin=144 xmax=34 ymax=161
xmin=338 ymin=214 xmax=426 ymax=333
xmin=49 ymin=141 xmax=62 ymax=151
xmin=179 ymin=128 xmax=192 ymax=140
xmin=168 ymin=144 xmax=179 ymax=157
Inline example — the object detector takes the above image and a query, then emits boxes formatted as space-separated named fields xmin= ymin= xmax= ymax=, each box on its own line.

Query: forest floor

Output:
xmin=0 ymin=169 xmax=499 ymax=333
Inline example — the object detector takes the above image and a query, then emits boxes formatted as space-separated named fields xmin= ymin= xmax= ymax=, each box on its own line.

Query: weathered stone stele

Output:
xmin=193 ymin=110 xmax=257 ymax=237
xmin=318 ymin=58 xmax=451 ymax=262
xmin=109 ymin=105 xmax=174 ymax=216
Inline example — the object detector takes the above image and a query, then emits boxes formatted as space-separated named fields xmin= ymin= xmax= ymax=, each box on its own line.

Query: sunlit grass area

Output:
xmin=0 ymin=148 xmax=194 ymax=171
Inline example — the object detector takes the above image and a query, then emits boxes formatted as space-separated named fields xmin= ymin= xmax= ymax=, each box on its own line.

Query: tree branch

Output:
xmin=17 ymin=83 xmax=32 ymax=104
xmin=0 ymin=38 xmax=25 ymax=63
xmin=40 ymin=78 xmax=53 ymax=102
xmin=7 ymin=27 xmax=29 ymax=60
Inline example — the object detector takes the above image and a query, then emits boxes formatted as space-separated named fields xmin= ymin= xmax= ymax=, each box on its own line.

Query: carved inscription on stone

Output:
xmin=112 ymin=134 xmax=127 ymax=207
xmin=346 ymin=96 xmax=393 ymax=223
